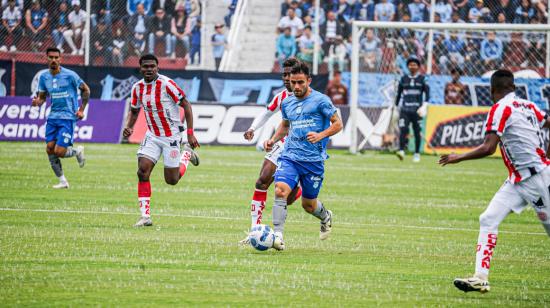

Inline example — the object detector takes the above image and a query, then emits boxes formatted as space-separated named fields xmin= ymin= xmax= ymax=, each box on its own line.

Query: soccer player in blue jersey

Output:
xmin=264 ymin=62 xmax=343 ymax=250
xmin=32 ymin=47 xmax=90 ymax=189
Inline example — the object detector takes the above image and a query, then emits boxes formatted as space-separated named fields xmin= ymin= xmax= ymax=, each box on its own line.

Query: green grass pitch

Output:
xmin=1 ymin=142 xmax=549 ymax=306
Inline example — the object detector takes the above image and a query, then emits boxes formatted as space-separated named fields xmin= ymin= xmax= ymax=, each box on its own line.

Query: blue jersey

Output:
xmin=280 ymin=89 xmax=337 ymax=162
xmin=38 ymin=67 xmax=83 ymax=120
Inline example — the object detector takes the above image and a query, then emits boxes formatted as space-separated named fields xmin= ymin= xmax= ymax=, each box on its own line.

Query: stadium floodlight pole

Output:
xmin=349 ymin=21 xmax=364 ymax=155
xmin=426 ymin=0 xmax=436 ymax=74
xmin=312 ymin=0 xmax=320 ymax=75
xmin=84 ymin=0 xmax=91 ymax=66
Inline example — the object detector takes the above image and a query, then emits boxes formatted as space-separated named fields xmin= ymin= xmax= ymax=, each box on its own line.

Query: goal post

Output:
xmin=349 ymin=21 xmax=550 ymax=154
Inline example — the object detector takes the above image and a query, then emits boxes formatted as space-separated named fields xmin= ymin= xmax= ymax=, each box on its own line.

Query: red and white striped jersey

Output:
xmin=267 ymin=89 xmax=291 ymax=112
xmin=130 ymin=74 xmax=186 ymax=137
xmin=485 ymin=92 xmax=550 ymax=183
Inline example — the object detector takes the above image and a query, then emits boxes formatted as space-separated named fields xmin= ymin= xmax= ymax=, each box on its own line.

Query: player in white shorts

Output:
xmin=440 ymin=69 xmax=550 ymax=293
xmin=240 ymin=58 xmax=302 ymax=244
xmin=123 ymin=54 xmax=200 ymax=227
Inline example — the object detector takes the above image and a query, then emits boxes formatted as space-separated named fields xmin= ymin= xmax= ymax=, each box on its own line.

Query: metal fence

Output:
xmin=0 ymin=0 xmax=203 ymax=68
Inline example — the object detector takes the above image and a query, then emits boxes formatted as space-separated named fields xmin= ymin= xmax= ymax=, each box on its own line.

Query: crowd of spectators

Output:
xmin=0 ymin=0 xmax=202 ymax=66
xmin=276 ymin=0 xmax=549 ymax=77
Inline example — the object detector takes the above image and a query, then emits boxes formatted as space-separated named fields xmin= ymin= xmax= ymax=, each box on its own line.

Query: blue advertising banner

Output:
xmin=342 ymin=72 xmax=550 ymax=110
xmin=15 ymin=63 xmax=328 ymax=105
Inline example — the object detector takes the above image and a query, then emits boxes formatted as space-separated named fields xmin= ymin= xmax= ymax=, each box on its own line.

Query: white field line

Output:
xmin=1 ymin=207 xmax=548 ymax=236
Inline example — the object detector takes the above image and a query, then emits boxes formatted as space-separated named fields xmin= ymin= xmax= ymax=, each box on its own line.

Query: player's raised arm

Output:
xmin=123 ymin=86 xmax=141 ymax=138
xmin=439 ymin=133 xmax=499 ymax=166
xmin=76 ymin=82 xmax=90 ymax=120
xmin=265 ymin=119 xmax=290 ymax=152
xmin=306 ymin=112 xmax=343 ymax=144
xmin=180 ymin=97 xmax=199 ymax=149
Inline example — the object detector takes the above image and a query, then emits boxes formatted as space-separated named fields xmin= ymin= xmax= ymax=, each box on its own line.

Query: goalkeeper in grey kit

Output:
xmin=394 ymin=58 xmax=430 ymax=163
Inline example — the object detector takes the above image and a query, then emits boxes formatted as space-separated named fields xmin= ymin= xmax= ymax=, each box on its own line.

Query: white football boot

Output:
xmin=396 ymin=150 xmax=405 ymax=161
xmin=453 ymin=276 xmax=490 ymax=293
xmin=320 ymin=210 xmax=333 ymax=240
xmin=412 ymin=153 xmax=421 ymax=163
xmin=52 ymin=181 xmax=69 ymax=189
xmin=182 ymin=144 xmax=200 ymax=166
xmin=75 ymin=146 xmax=85 ymax=168
xmin=272 ymin=232 xmax=285 ymax=251
xmin=134 ymin=216 xmax=153 ymax=227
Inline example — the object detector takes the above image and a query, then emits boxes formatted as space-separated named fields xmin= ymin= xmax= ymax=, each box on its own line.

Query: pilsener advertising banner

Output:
xmin=423 ymin=104 xmax=492 ymax=155
xmin=0 ymin=96 xmax=126 ymax=143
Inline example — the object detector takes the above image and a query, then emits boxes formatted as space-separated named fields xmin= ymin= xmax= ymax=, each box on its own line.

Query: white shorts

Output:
xmin=264 ymin=140 xmax=284 ymax=165
xmin=491 ymin=166 xmax=550 ymax=223
xmin=137 ymin=131 xmax=182 ymax=168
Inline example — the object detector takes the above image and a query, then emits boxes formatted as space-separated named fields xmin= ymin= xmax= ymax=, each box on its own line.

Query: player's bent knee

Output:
xmin=255 ymin=178 xmax=270 ymax=191
xmin=53 ymin=148 xmax=66 ymax=157
xmin=137 ymin=168 xmax=150 ymax=182
xmin=274 ymin=184 xmax=290 ymax=199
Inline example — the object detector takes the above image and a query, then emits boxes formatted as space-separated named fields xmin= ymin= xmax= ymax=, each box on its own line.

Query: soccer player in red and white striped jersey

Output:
xmin=239 ymin=58 xmax=302 ymax=244
xmin=440 ymin=69 xmax=550 ymax=293
xmin=123 ymin=54 xmax=200 ymax=227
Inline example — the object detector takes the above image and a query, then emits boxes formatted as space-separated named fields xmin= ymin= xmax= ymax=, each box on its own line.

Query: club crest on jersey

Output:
xmin=170 ymin=149 xmax=179 ymax=159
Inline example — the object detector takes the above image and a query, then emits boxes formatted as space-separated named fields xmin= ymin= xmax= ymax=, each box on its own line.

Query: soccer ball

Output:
xmin=249 ymin=224 xmax=275 ymax=251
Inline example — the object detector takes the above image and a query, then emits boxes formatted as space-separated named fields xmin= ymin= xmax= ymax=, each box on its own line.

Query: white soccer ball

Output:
xmin=249 ymin=224 xmax=275 ymax=251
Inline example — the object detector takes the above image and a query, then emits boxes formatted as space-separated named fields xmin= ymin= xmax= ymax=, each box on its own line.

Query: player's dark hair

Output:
xmin=46 ymin=47 xmax=61 ymax=55
xmin=407 ymin=57 xmax=420 ymax=66
xmin=283 ymin=57 xmax=299 ymax=69
xmin=139 ymin=54 xmax=159 ymax=66
xmin=490 ymin=69 xmax=515 ymax=93
xmin=290 ymin=62 xmax=310 ymax=77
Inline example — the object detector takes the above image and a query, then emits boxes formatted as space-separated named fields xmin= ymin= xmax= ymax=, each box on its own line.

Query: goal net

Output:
xmin=348 ymin=21 xmax=550 ymax=154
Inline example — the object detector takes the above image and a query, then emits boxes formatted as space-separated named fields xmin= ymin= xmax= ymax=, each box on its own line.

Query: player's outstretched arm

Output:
xmin=244 ymin=108 xmax=277 ymax=141
xmin=181 ymin=97 xmax=200 ymax=148
xmin=439 ymin=133 xmax=499 ymax=166
xmin=76 ymin=82 xmax=90 ymax=120
xmin=264 ymin=120 xmax=289 ymax=152
xmin=306 ymin=113 xmax=343 ymax=144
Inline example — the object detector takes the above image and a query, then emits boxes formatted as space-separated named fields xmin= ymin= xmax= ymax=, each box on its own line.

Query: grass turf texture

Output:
xmin=1 ymin=142 xmax=549 ymax=306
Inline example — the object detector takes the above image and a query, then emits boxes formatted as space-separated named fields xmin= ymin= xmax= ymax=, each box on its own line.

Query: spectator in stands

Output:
xmin=360 ymin=29 xmax=381 ymax=71
xmin=514 ymin=0 xmax=536 ymax=23
xmin=111 ymin=27 xmax=127 ymax=66
xmin=464 ymin=39 xmax=481 ymax=75
xmin=496 ymin=12 xmax=511 ymax=42
xmin=452 ymin=0 xmax=470 ymax=20
xmin=276 ymin=26 xmax=297 ymax=69
xmin=189 ymin=18 xmax=201 ymax=64
xmin=333 ymin=0 xmax=353 ymax=23
xmin=224 ymin=0 xmax=238 ymax=27
xmin=522 ymin=18 xmax=545 ymax=67
xmin=374 ymin=0 xmax=395 ymax=21
xmin=153 ymin=0 xmax=176 ymax=17
xmin=439 ymin=33 xmax=466 ymax=74
xmin=128 ymin=3 xmax=149 ymax=56
xmin=278 ymin=8 xmax=304 ymax=37
xmin=297 ymin=25 xmax=322 ymax=69
xmin=306 ymin=0 xmax=326 ymax=25
xmin=63 ymin=0 xmax=87 ymax=56
xmin=51 ymin=1 xmax=70 ymax=52
xmin=170 ymin=5 xmax=190 ymax=58
xmin=435 ymin=0 xmax=453 ymax=22
xmin=328 ymin=36 xmax=347 ymax=76
xmin=409 ymin=0 xmax=428 ymax=22
xmin=469 ymin=0 xmax=486 ymax=23
xmin=302 ymin=15 xmax=313 ymax=28
xmin=321 ymin=11 xmax=343 ymax=53
xmin=289 ymin=0 xmax=303 ymax=18
xmin=184 ymin=0 xmax=201 ymax=23
xmin=0 ymin=0 xmax=22 ymax=52
xmin=480 ymin=31 xmax=503 ymax=69
xmin=1 ymin=0 xmax=22 ymax=9
xmin=212 ymin=23 xmax=227 ymax=71
xmin=445 ymin=67 xmax=467 ymax=105
xmin=127 ymin=0 xmax=153 ymax=16
xmin=148 ymin=8 xmax=172 ymax=56
xmin=325 ymin=70 xmax=348 ymax=105
xmin=92 ymin=19 xmax=112 ymax=65
xmin=25 ymin=0 xmax=48 ymax=52
xmin=352 ymin=0 xmax=375 ymax=21
xmin=91 ymin=0 xmax=113 ymax=28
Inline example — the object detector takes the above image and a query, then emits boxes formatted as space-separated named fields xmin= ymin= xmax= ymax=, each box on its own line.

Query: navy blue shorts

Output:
xmin=45 ymin=119 xmax=75 ymax=148
xmin=274 ymin=157 xmax=324 ymax=199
